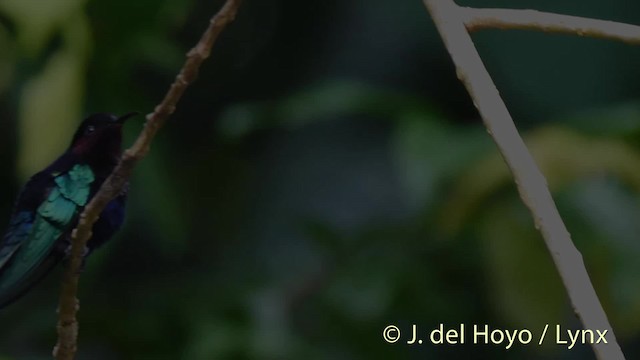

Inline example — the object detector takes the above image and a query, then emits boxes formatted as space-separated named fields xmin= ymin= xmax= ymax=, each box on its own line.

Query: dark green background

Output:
xmin=0 ymin=0 xmax=639 ymax=358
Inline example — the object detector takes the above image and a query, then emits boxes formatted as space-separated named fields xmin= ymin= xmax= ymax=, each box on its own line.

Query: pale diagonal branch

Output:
xmin=462 ymin=6 xmax=640 ymax=44
xmin=422 ymin=1 xmax=626 ymax=359
xmin=53 ymin=1 xmax=243 ymax=359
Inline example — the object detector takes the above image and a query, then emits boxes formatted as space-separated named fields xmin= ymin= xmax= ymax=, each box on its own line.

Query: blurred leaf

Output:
xmin=248 ymin=288 xmax=295 ymax=359
xmin=301 ymin=220 xmax=347 ymax=257
xmin=326 ymin=266 xmax=393 ymax=323
xmin=217 ymin=80 xmax=437 ymax=138
xmin=17 ymin=11 xmax=90 ymax=179
xmin=560 ymin=101 xmax=640 ymax=136
xmin=135 ymin=30 xmax=184 ymax=73
xmin=478 ymin=198 xmax=566 ymax=333
xmin=558 ymin=177 xmax=640 ymax=337
xmin=132 ymin=147 xmax=190 ymax=259
xmin=479 ymin=176 xmax=640 ymax=339
xmin=392 ymin=111 xmax=490 ymax=212
xmin=444 ymin=125 xmax=640 ymax=337
xmin=184 ymin=322 xmax=249 ymax=359
xmin=0 ymin=24 xmax=15 ymax=94
xmin=0 ymin=0 xmax=86 ymax=56
xmin=18 ymin=51 xmax=82 ymax=177
xmin=442 ymin=126 xmax=640 ymax=234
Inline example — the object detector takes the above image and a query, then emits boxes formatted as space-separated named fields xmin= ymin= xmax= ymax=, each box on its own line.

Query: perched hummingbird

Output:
xmin=0 ymin=112 xmax=136 ymax=308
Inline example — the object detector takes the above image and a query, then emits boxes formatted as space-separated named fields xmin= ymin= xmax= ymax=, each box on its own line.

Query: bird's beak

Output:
xmin=117 ymin=112 xmax=140 ymax=124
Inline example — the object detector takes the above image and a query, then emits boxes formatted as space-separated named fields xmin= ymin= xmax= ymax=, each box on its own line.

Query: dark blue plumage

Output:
xmin=0 ymin=113 xmax=136 ymax=308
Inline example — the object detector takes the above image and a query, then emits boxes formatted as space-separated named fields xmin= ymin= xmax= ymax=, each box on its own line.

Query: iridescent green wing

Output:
xmin=0 ymin=212 xmax=33 ymax=269
xmin=0 ymin=164 xmax=94 ymax=297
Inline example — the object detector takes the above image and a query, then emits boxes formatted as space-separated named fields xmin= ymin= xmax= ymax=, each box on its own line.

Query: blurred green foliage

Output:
xmin=0 ymin=0 xmax=640 ymax=359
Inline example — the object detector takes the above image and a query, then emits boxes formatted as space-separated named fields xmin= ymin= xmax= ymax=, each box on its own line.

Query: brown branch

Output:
xmin=461 ymin=7 xmax=640 ymax=44
xmin=422 ymin=1 xmax=625 ymax=359
xmin=52 ymin=1 xmax=243 ymax=359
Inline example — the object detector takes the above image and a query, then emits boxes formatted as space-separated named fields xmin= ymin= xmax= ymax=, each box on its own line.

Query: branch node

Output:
xmin=462 ymin=6 xmax=640 ymax=45
xmin=423 ymin=0 xmax=627 ymax=359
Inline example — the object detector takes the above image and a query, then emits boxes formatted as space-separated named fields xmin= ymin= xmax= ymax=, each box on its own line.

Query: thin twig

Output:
xmin=422 ymin=1 xmax=626 ymax=359
xmin=52 ymin=1 xmax=243 ymax=359
xmin=462 ymin=7 xmax=640 ymax=44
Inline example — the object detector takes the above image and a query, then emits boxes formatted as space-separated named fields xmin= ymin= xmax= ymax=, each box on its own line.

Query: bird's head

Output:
xmin=70 ymin=112 xmax=138 ymax=160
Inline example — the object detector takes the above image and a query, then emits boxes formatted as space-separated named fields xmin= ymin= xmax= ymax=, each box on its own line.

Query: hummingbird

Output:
xmin=0 ymin=112 xmax=137 ymax=308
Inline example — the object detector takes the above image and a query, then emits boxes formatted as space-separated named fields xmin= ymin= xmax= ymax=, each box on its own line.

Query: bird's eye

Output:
xmin=86 ymin=125 xmax=96 ymax=134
